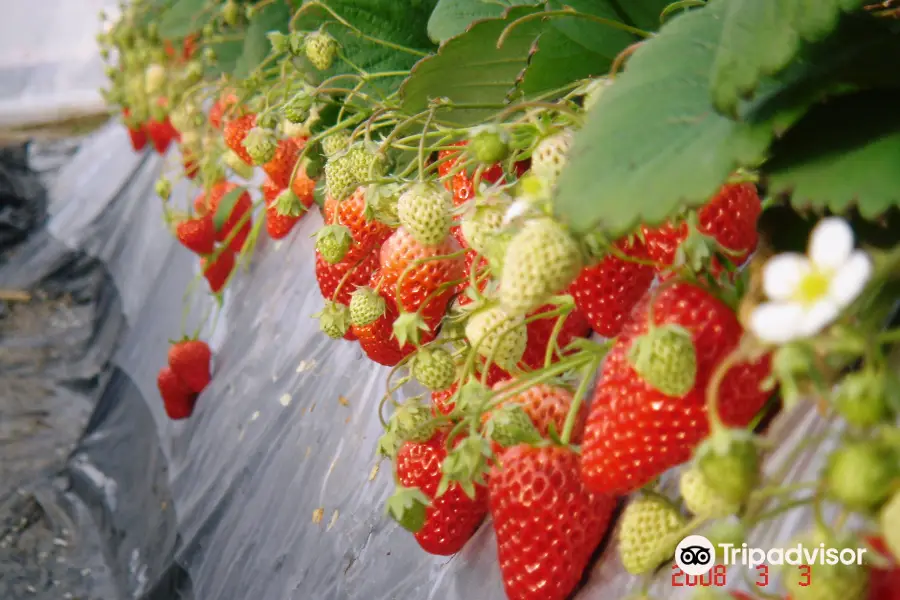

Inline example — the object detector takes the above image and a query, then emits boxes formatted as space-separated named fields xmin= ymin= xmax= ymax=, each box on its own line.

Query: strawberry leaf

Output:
xmin=232 ymin=1 xmax=291 ymax=80
xmin=426 ymin=0 xmax=541 ymax=44
xmin=710 ymin=0 xmax=866 ymax=116
xmin=212 ymin=187 xmax=247 ymax=233
xmin=765 ymin=90 xmax=900 ymax=220
xmin=519 ymin=0 xmax=652 ymax=96
xmin=158 ymin=0 xmax=210 ymax=40
xmin=400 ymin=6 xmax=547 ymax=126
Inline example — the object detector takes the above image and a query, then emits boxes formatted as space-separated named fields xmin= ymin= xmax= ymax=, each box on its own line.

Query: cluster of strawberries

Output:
xmin=157 ymin=339 xmax=212 ymax=420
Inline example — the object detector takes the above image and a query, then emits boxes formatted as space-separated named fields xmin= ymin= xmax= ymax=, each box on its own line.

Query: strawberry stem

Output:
xmin=560 ymin=356 xmax=600 ymax=445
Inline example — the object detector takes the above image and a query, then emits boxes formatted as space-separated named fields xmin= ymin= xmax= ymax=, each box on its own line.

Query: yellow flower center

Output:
xmin=794 ymin=270 xmax=831 ymax=305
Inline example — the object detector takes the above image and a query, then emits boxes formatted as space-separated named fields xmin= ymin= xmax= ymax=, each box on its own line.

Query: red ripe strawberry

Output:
xmin=145 ymin=117 xmax=178 ymax=154
xmin=261 ymin=178 xmax=282 ymax=205
xmin=314 ymin=249 xmax=379 ymax=306
xmin=168 ymin=339 xmax=212 ymax=393
xmin=182 ymin=149 xmax=199 ymax=180
xmin=127 ymin=126 xmax=147 ymax=151
xmin=641 ymin=182 xmax=761 ymax=273
xmin=431 ymin=383 xmax=457 ymax=415
xmin=580 ymin=282 xmax=771 ymax=495
xmin=262 ymin=138 xmax=299 ymax=189
xmin=223 ymin=113 xmax=256 ymax=166
xmin=520 ymin=304 xmax=591 ymax=370
xmin=265 ymin=204 xmax=301 ymax=240
xmin=490 ymin=444 xmax=615 ymax=600
xmin=352 ymin=288 xmax=422 ymax=367
xmin=210 ymin=92 xmax=239 ymax=130
xmin=157 ymin=366 xmax=196 ymax=420
xmin=122 ymin=108 xmax=147 ymax=151
xmin=175 ymin=215 xmax=215 ymax=255
xmin=378 ymin=227 xmax=464 ymax=321
xmin=323 ymin=188 xmax=393 ymax=262
xmin=396 ymin=431 xmax=488 ymax=555
xmin=568 ymin=237 xmax=656 ymax=338
xmin=289 ymin=138 xmax=316 ymax=205
xmin=489 ymin=381 xmax=587 ymax=443
xmin=437 ymin=142 xmax=507 ymax=207
xmin=203 ymin=182 xmax=253 ymax=253
xmin=201 ymin=248 xmax=236 ymax=293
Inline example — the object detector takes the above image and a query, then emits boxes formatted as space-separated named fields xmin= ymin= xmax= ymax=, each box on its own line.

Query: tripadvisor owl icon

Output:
xmin=675 ymin=535 xmax=716 ymax=576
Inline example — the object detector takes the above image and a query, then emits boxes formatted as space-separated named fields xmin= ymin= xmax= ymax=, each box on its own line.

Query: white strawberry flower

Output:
xmin=750 ymin=217 xmax=872 ymax=344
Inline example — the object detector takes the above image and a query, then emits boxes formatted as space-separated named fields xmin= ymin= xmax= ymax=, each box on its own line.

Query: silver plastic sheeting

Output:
xmin=0 ymin=120 xmax=846 ymax=600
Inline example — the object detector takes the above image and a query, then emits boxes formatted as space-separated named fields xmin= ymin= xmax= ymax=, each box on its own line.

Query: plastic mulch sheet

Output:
xmin=0 ymin=123 xmax=850 ymax=600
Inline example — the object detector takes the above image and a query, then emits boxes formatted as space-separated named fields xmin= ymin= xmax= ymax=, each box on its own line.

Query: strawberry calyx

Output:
xmin=312 ymin=301 xmax=351 ymax=339
xmin=484 ymin=405 xmax=542 ymax=448
xmin=392 ymin=312 xmax=431 ymax=347
xmin=379 ymin=398 xmax=440 ymax=458
xmin=275 ymin=188 xmax=306 ymax=217
xmin=437 ymin=433 xmax=492 ymax=500
xmin=385 ymin=485 xmax=431 ymax=533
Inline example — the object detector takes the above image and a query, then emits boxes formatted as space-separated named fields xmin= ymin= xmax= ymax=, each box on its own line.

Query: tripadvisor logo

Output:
xmin=676 ymin=534 xmax=868 ymax=575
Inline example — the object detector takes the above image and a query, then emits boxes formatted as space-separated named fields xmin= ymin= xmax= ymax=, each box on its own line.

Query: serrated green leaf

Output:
xmin=554 ymin=1 xmax=772 ymax=238
xmin=292 ymin=0 xmax=438 ymax=96
xmin=158 ymin=0 xmax=210 ymax=40
xmin=232 ymin=2 xmax=291 ymax=79
xmin=400 ymin=6 xmax=546 ymax=126
xmin=520 ymin=0 xmax=639 ymax=96
xmin=710 ymin=0 xmax=866 ymax=116
xmin=213 ymin=187 xmax=247 ymax=233
xmin=426 ymin=0 xmax=541 ymax=44
xmin=765 ymin=91 xmax=900 ymax=220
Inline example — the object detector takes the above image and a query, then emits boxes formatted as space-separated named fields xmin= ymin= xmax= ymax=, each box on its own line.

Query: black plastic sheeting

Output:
xmin=0 ymin=124 xmax=847 ymax=600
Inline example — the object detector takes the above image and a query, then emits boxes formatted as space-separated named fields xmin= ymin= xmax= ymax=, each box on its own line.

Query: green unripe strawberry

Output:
xmin=144 ymin=63 xmax=165 ymax=94
xmin=703 ymin=520 xmax=746 ymax=550
xmin=304 ymin=30 xmax=337 ymax=71
xmin=880 ymin=490 xmax=900 ymax=562
xmin=283 ymin=88 xmax=315 ymax=124
xmin=155 ymin=177 xmax=172 ymax=200
xmin=397 ymin=182 xmax=452 ymax=247
xmin=628 ymin=325 xmax=697 ymax=397
xmin=825 ymin=440 xmax=897 ymax=512
xmin=349 ymin=287 xmax=385 ymax=327
xmin=267 ymin=31 xmax=289 ymax=53
xmin=834 ymin=369 xmax=889 ymax=427
xmin=391 ymin=399 xmax=437 ymax=445
xmin=696 ymin=430 xmax=760 ymax=505
xmin=347 ymin=143 xmax=386 ymax=183
xmin=500 ymin=218 xmax=583 ymax=316
xmin=315 ymin=225 xmax=352 ymax=264
xmin=618 ymin=494 xmax=686 ymax=575
xmin=464 ymin=306 xmax=527 ymax=372
xmin=469 ymin=126 xmax=510 ymax=164
xmin=459 ymin=195 xmax=509 ymax=255
xmin=313 ymin=301 xmax=350 ymax=339
xmin=242 ymin=127 xmax=278 ymax=165
xmin=679 ymin=466 xmax=739 ymax=518
xmin=531 ymin=131 xmax=572 ymax=187
xmin=411 ymin=347 xmax=456 ymax=391
xmin=222 ymin=0 xmax=240 ymax=26
xmin=322 ymin=131 xmax=351 ymax=157
xmin=324 ymin=151 xmax=357 ymax=200
xmin=485 ymin=405 xmax=542 ymax=447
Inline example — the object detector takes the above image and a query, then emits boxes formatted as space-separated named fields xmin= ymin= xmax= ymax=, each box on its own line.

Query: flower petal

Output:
xmin=749 ymin=302 xmax=805 ymax=344
xmin=799 ymin=299 xmax=840 ymax=337
xmin=809 ymin=217 xmax=854 ymax=271
xmin=828 ymin=250 xmax=872 ymax=308
xmin=762 ymin=253 xmax=809 ymax=301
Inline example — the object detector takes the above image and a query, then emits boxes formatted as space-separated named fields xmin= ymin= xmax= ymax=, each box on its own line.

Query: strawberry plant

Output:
xmin=100 ymin=0 xmax=900 ymax=597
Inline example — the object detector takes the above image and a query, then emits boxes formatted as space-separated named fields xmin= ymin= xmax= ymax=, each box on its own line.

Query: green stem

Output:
xmin=561 ymin=358 xmax=599 ymax=445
